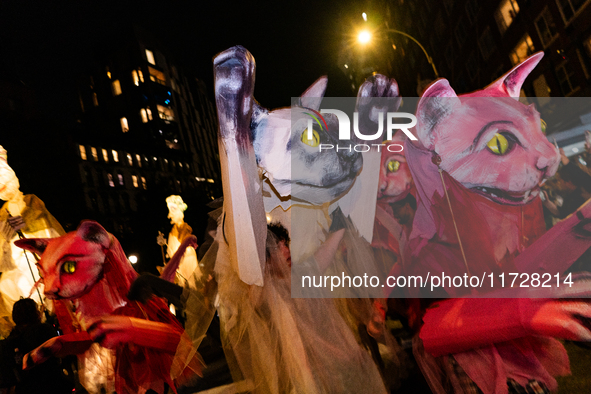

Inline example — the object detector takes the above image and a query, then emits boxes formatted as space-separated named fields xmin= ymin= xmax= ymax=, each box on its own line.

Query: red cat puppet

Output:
xmin=404 ymin=52 xmax=591 ymax=394
xmin=16 ymin=221 xmax=202 ymax=394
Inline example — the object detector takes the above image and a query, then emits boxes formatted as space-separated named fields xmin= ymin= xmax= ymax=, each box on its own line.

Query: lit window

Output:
xmin=118 ymin=173 xmax=124 ymax=186
xmin=108 ymin=173 xmax=115 ymax=187
xmin=112 ymin=150 xmax=119 ymax=162
xmin=127 ymin=153 xmax=133 ymax=166
xmin=140 ymin=109 xmax=149 ymax=123
xmin=510 ymin=35 xmax=535 ymax=65
xmin=535 ymin=8 xmax=558 ymax=47
xmin=146 ymin=107 xmax=153 ymax=120
xmin=120 ymin=117 xmax=129 ymax=133
xmin=92 ymin=92 xmax=98 ymax=106
xmin=91 ymin=147 xmax=98 ymax=161
xmin=106 ymin=67 xmax=111 ymax=79
xmin=148 ymin=66 xmax=167 ymax=85
xmin=557 ymin=0 xmax=590 ymax=23
xmin=138 ymin=69 xmax=144 ymax=83
xmin=102 ymin=149 xmax=109 ymax=162
xmin=179 ymin=162 xmax=183 ymax=168
xmin=111 ymin=80 xmax=122 ymax=96
xmin=141 ymin=176 xmax=147 ymax=189
xmin=157 ymin=105 xmax=175 ymax=121
xmin=136 ymin=154 xmax=142 ymax=167
xmin=495 ymin=0 xmax=520 ymax=34
xmin=132 ymin=70 xmax=140 ymax=86
xmin=146 ymin=49 xmax=155 ymax=65
xmin=79 ymin=145 xmax=87 ymax=160
xmin=132 ymin=175 xmax=139 ymax=188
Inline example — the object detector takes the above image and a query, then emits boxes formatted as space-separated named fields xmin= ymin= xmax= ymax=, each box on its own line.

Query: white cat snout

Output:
xmin=535 ymin=150 xmax=559 ymax=177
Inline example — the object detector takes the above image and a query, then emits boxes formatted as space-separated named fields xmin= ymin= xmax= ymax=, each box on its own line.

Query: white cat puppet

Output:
xmin=214 ymin=46 xmax=399 ymax=282
xmin=215 ymin=46 xmax=361 ymax=285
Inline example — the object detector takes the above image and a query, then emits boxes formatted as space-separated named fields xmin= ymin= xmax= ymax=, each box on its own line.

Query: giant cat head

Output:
xmin=252 ymin=77 xmax=362 ymax=204
xmin=414 ymin=52 xmax=559 ymax=205
xmin=15 ymin=221 xmax=113 ymax=300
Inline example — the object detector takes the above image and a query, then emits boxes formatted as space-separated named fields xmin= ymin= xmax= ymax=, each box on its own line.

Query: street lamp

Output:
xmin=356 ymin=26 xmax=439 ymax=79
xmin=357 ymin=30 xmax=372 ymax=45
xmin=385 ymin=29 xmax=439 ymax=78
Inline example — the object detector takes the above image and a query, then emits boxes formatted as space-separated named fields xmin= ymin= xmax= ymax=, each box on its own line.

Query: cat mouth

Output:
xmin=471 ymin=185 xmax=540 ymax=205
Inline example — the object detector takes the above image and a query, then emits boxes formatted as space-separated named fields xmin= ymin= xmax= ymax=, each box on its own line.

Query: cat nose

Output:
xmin=44 ymin=278 xmax=60 ymax=297
xmin=536 ymin=156 xmax=549 ymax=170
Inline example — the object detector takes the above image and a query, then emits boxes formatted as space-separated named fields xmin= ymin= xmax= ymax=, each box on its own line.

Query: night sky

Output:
xmin=0 ymin=0 xmax=365 ymax=110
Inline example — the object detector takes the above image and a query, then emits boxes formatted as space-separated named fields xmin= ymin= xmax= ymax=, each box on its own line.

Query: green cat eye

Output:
xmin=387 ymin=160 xmax=400 ymax=173
xmin=486 ymin=133 xmax=509 ymax=155
xmin=301 ymin=129 xmax=320 ymax=147
xmin=62 ymin=260 xmax=76 ymax=274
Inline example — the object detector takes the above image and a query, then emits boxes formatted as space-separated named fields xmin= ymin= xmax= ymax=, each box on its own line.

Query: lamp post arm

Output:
xmin=386 ymin=29 xmax=439 ymax=78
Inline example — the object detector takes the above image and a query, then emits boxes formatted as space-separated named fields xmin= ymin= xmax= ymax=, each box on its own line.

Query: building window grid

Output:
xmin=91 ymin=147 xmax=98 ymax=161
xmin=556 ymin=0 xmax=591 ymax=23
xmin=132 ymin=175 xmax=139 ymax=188
xmin=495 ymin=0 xmax=520 ymax=34
xmin=556 ymin=61 xmax=577 ymax=95
xmin=111 ymin=80 xmax=122 ymax=96
xmin=127 ymin=153 xmax=133 ymax=166
xmin=478 ymin=27 xmax=496 ymax=60
xmin=120 ymin=117 xmax=129 ymax=133
xmin=102 ymin=149 xmax=109 ymax=163
xmin=146 ymin=49 xmax=156 ymax=65
xmin=112 ymin=150 xmax=119 ymax=162
xmin=455 ymin=19 xmax=467 ymax=47
xmin=510 ymin=35 xmax=535 ymax=66
xmin=535 ymin=8 xmax=559 ymax=48
xmin=79 ymin=145 xmax=87 ymax=160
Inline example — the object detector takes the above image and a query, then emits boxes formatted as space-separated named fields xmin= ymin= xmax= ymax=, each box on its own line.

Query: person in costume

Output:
xmin=157 ymin=195 xmax=200 ymax=288
xmin=404 ymin=52 xmax=591 ymax=394
xmin=16 ymin=221 xmax=203 ymax=394
xmin=0 ymin=145 xmax=65 ymax=338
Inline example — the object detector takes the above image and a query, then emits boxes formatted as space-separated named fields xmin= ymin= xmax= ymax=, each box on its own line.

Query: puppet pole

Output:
xmin=7 ymin=211 xmax=45 ymax=311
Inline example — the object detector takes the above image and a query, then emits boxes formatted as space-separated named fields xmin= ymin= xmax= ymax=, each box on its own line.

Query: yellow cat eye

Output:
xmin=301 ymin=129 xmax=320 ymax=147
xmin=62 ymin=260 xmax=76 ymax=274
xmin=387 ymin=160 xmax=400 ymax=173
xmin=486 ymin=133 xmax=509 ymax=155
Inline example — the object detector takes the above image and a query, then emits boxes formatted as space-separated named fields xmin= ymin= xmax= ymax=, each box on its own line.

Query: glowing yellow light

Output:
xmin=358 ymin=30 xmax=372 ymax=45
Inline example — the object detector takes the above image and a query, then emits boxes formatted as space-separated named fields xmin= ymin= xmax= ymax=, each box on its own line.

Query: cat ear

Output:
xmin=415 ymin=79 xmax=461 ymax=150
xmin=77 ymin=221 xmax=110 ymax=248
xmin=299 ymin=76 xmax=328 ymax=111
xmin=488 ymin=52 xmax=544 ymax=99
xmin=14 ymin=238 xmax=51 ymax=256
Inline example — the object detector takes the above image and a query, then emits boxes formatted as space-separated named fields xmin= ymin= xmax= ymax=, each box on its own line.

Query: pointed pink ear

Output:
xmin=299 ymin=76 xmax=328 ymax=111
xmin=14 ymin=238 xmax=51 ymax=256
xmin=415 ymin=79 xmax=461 ymax=150
xmin=490 ymin=52 xmax=544 ymax=99
xmin=77 ymin=221 xmax=110 ymax=248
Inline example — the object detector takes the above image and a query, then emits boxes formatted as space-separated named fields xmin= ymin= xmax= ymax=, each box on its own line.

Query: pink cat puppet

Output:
xmin=15 ymin=221 xmax=202 ymax=394
xmin=405 ymin=52 xmax=591 ymax=394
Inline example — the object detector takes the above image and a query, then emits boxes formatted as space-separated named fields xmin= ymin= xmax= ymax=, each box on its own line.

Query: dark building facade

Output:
xmin=1 ymin=25 xmax=221 ymax=271
xmin=71 ymin=26 xmax=221 ymax=268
